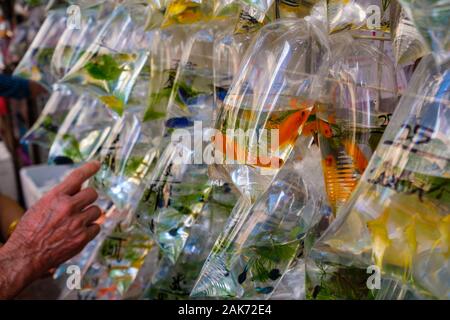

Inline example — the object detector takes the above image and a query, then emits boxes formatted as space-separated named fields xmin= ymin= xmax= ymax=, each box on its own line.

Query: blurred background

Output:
xmin=1 ymin=0 xmax=59 ymax=211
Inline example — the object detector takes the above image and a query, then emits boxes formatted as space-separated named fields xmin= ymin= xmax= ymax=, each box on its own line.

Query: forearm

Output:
xmin=0 ymin=242 xmax=37 ymax=299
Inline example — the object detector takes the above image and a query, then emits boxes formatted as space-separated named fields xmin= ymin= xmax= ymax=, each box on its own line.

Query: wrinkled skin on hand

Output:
xmin=0 ymin=161 xmax=102 ymax=299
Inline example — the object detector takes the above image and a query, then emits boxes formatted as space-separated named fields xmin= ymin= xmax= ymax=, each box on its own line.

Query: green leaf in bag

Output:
xmin=143 ymin=88 xmax=172 ymax=122
xmin=85 ymin=54 xmax=124 ymax=81
xmin=62 ymin=133 xmax=83 ymax=162
xmin=124 ymin=156 xmax=146 ymax=177
xmin=241 ymin=240 xmax=299 ymax=285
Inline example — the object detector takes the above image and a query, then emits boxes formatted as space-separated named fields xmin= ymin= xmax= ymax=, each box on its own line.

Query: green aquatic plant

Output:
xmin=85 ymin=54 xmax=124 ymax=81
xmin=307 ymin=263 xmax=376 ymax=300
xmin=61 ymin=133 xmax=83 ymax=162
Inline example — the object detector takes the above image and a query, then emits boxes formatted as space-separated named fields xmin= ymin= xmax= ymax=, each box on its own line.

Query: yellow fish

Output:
xmin=367 ymin=209 xmax=391 ymax=268
xmin=403 ymin=216 xmax=417 ymax=279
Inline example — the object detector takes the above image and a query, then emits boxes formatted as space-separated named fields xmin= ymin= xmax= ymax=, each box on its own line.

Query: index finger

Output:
xmin=52 ymin=161 xmax=101 ymax=196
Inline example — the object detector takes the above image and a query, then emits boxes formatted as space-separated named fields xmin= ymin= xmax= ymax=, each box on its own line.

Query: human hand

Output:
xmin=0 ymin=161 xmax=102 ymax=298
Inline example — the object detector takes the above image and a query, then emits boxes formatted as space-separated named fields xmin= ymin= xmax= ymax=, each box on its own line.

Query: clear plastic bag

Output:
xmin=269 ymin=259 xmax=306 ymax=300
xmin=61 ymin=5 xmax=152 ymax=116
xmin=142 ymin=183 xmax=239 ymax=299
xmin=163 ymin=21 xmax=232 ymax=129
xmin=390 ymin=2 xmax=428 ymax=66
xmin=91 ymin=27 xmax=185 ymax=209
xmin=92 ymin=111 xmax=162 ymax=210
xmin=55 ymin=205 xmax=122 ymax=299
xmin=326 ymin=0 xmax=392 ymax=36
xmin=13 ymin=9 xmax=67 ymax=90
xmin=399 ymin=0 xmax=450 ymax=64
xmin=135 ymin=141 xmax=212 ymax=264
xmin=61 ymin=210 xmax=156 ymax=300
xmin=213 ymin=0 xmax=241 ymax=18
xmin=143 ymin=27 xmax=188 ymax=122
xmin=48 ymin=93 xmax=115 ymax=164
xmin=191 ymin=145 xmax=326 ymax=298
xmin=307 ymin=55 xmax=449 ymax=300
xmin=316 ymin=34 xmax=400 ymax=214
xmin=188 ymin=196 xmax=251 ymax=297
xmin=21 ymin=84 xmax=79 ymax=148
xmin=213 ymin=30 xmax=252 ymax=117
xmin=212 ymin=18 xmax=330 ymax=202
xmin=51 ymin=7 xmax=103 ymax=80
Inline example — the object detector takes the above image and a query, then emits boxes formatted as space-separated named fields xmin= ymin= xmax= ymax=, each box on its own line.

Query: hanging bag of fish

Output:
xmin=142 ymin=25 xmax=192 ymax=123
xmin=191 ymin=143 xmax=327 ymax=299
xmin=91 ymin=108 xmax=164 ymax=210
xmin=13 ymin=9 xmax=67 ymax=91
xmin=212 ymin=18 xmax=330 ymax=203
xmin=139 ymin=183 xmax=239 ymax=300
xmin=21 ymin=84 xmax=79 ymax=149
xmin=60 ymin=4 xmax=152 ymax=117
xmin=132 ymin=127 xmax=212 ymax=266
xmin=398 ymin=0 xmax=450 ymax=65
xmin=48 ymin=93 xmax=115 ymax=164
xmin=142 ymin=0 xmax=233 ymax=121
xmin=315 ymin=34 xmax=400 ymax=216
xmin=102 ymin=18 xmax=242 ymax=294
xmin=133 ymin=135 xmax=213 ymax=265
xmin=50 ymin=5 xmax=105 ymax=80
xmin=389 ymin=0 xmax=428 ymax=66
xmin=306 ymin=54 xmax=449 ymax=300
xmin=163 ymin=17 xmax=238 ymax=131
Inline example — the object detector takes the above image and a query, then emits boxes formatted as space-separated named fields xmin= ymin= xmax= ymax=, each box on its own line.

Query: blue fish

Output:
xmin=255 ymin=286 xmax=274 ymax=294
xmin=52 ymin=156 xmax=74 ymax=165
xmin=168 ymin=227 xmax=179 ymax=237
xmin=215 ymin=87 xmax=228 ymax=101
xmin=268 ymin=269 xmax=281 ymax=281
xmin=238 ymin=265 xmax=249 ymax=284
